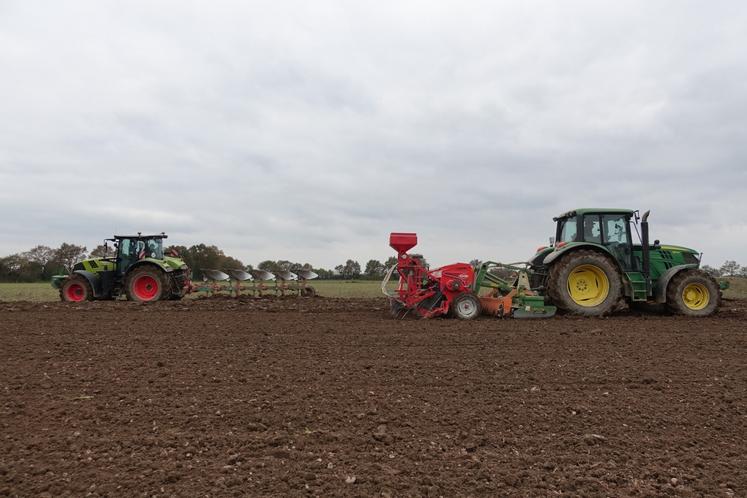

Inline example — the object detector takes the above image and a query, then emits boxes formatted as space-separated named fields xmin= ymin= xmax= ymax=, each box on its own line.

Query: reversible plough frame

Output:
xmin=194 ymin=269 xmax=318 ymax=298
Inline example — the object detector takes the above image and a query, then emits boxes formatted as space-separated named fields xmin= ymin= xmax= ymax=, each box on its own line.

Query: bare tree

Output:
xmin=90 ymin=244 xmax=112 ymax=258
xmin=22 ymin=245 xmax=55 ymax=265
xmin=52 ymin=243 xmax=87 ymax=273
xmin=719 ymin=260 xmax=741 ymax=277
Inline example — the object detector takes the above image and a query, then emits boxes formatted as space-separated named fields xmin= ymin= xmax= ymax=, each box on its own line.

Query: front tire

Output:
xmin=451 ymin=292 xmax=481 ymax=320
xmin=666 ymin=270 xmax=720 ymax=316
xmin=547 ymin=250 xmax=622 ymax=316
xmin=60 ymin=275 xmax=93 ymax=302
xmin=125 ymin=266 xmax=166 ymax=302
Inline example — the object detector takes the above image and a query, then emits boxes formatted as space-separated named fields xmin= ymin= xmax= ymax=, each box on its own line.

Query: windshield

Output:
xmin=128 ymin=238 xmax=164 ymax=259
xmin=558 ymin=216 xmax=578 ymax=243
xmin=143 ymin=238 xmax=163 ymax=259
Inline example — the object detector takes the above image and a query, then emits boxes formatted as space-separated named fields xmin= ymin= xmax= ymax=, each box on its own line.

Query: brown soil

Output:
xmin=1 ymin=298 xmax=745 ymax=496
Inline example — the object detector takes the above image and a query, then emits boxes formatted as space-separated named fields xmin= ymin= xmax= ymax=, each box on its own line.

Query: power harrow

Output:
xmin=382 ymin=233 xmax=557 ymax=319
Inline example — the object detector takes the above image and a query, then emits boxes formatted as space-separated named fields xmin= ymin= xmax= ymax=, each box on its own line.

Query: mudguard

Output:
xmin=542 ymin=242 xmax=615 ymax=266
xmin=653 ymin=264 xmax=699 ymax=303
xmin=72 ymin=270 xmax=104 ymax=298
xmin=128 ymin=259 xmax=173 ymax=273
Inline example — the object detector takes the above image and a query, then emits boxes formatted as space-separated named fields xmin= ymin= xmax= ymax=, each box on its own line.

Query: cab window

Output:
xmin=602 ymin=215 xmax=628 ymax=244
xmin=582 ymin=215 xmax=601 ymax=243
xmin=146 ymin=239 xmax=164 ymax=259
xmin=119 ymin=238 xmax=131 ymax=256
xmin=558 ymin=217 xmax=578 ymax=242
xmin=605 ymin=214 xmax=632 ymax=268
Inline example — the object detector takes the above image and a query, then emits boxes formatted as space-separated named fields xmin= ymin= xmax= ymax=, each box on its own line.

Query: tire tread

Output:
xmin=665 ymin=269 xmax=720 ymax=316
xmin=547 ymin=249 xmax=623 ymax=316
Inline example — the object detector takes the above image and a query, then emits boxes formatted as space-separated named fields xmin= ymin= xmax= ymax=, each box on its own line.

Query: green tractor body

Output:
xmin=52 ymin=233 xmax=192 ymax=302
xmin=530 ymin=208 xmax=720 ymax=316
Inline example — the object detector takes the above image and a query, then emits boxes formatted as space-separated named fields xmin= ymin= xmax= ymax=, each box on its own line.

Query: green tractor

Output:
xmin=530 ymin=208 xmax=721 ymax=316
xmin=52 ymin=233 xmax=192 ymax=303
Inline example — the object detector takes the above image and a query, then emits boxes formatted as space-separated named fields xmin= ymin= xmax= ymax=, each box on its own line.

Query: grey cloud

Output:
xmin=1 ymin=0 xmax=746 ymax=268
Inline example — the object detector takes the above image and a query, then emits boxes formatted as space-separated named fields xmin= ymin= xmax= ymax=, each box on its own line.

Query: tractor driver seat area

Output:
xmin=116 ymin=238 xmax=137 ymax=274
xmin=583 ymin=217 xmax=601 ymax=243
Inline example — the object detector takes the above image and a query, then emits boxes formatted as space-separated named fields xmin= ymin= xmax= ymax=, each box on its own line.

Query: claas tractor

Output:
xmin=384 ymin=208 xmax=721 ymax=319
xmin=52 ymin=233 xmax=192 ymax=303
xmin=530 ymin=208 xmax=720 ymax=316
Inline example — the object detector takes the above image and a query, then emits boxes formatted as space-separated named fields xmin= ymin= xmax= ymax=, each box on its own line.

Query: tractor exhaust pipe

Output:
xmin=641 ymin=210 xmax=651 ymax=291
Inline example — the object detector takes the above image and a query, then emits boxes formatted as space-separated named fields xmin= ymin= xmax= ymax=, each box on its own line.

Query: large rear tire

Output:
xmin=451 ymin=292 xmax=481 ymax=320
xmin=60 ymin=275 xmax=93 ymax=302
xmin=547 ymin=250 xmax=622 ymax=316
xmin=666 ymin=270 xmax=720 ymax=316
xmin=125 ymin=266 xmax=166 ymax=302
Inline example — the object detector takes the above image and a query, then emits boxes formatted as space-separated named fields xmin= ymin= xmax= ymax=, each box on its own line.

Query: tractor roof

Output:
xmin=112 ymin=233 xmax=168 ymax=239
xmin=554 ymin=208 xmax=635 ymax=220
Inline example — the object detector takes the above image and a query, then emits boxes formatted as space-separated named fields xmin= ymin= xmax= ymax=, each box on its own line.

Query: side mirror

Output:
xmin=549 ymin=236 xmax=555 ymax=246
xmin=653 ymin=239 xmax=661 ymax=249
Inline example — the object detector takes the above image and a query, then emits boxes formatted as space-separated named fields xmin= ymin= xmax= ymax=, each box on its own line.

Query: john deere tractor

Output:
xmin=52 ymin=233 xmax=192 ymax=302
xmin=530 ymin=209 xmax=721 ymax=316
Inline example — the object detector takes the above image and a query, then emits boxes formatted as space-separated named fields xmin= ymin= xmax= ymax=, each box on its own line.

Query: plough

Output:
xmin=194 ymin=268 xmax=318 ymax=298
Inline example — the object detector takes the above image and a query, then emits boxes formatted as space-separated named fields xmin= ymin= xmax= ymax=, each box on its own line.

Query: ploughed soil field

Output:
xmin=1 ymin=298 xmax=745 ymax=497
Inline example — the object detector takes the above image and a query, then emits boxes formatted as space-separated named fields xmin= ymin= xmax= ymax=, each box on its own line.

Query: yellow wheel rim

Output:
xmin=567 ymin=264 xmax=610 ymax=307
xmin=682 ymin=283 xmax=709 ymax=310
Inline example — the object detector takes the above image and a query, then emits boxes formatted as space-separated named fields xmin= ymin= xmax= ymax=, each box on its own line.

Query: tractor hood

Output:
xmin=160 ymin=255 xmax=189 ymax=270
xmin=74 ymin=258 xmax=116 ymax=273
xmin=657 ymin=244 xmax=699 ymax=255
xmin=542 ymin=241 xmax=701 ymax=267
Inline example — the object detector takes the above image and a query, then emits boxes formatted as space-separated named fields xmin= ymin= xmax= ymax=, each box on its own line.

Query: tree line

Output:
xmin=4 ymin=242 xmax=743 ymax=283
xmin=701 ymin=261 xmax=747 ymax=278
xmin=0 ymin=242 xmax=402 ymax=282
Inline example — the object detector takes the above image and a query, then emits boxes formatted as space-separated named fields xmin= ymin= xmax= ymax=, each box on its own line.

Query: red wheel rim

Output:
xmin=133 ymin=275 xmax=159 ymax=301
xmin=65 ymin=283 xmax=85 ymax=302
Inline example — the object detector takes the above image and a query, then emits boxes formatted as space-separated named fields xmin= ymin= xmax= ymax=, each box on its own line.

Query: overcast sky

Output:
xmin=1 ymin=1 xmax=745 ymax=268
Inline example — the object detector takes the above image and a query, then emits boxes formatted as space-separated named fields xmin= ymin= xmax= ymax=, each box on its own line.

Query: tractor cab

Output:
xmin=553 ymin=209 xmax=637 ymax=270
xmin=111 ymin=233 xmax=167 ymax=276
